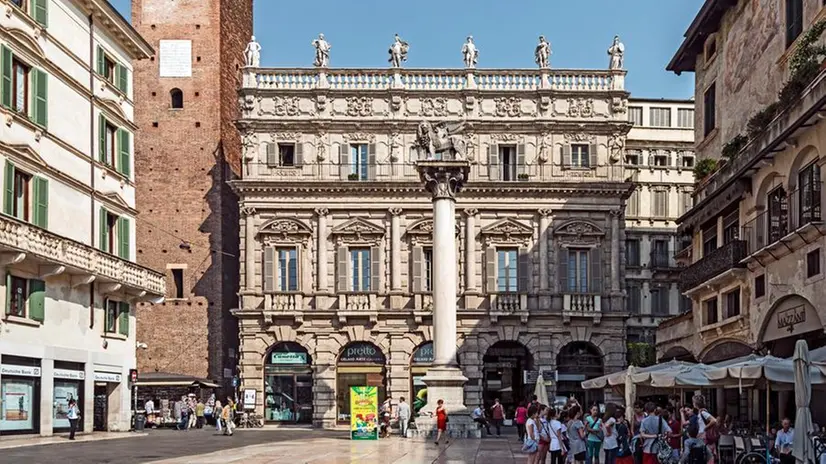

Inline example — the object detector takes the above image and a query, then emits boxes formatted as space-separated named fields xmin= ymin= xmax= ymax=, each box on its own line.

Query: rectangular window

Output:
xmin=650 ymin=287 xmax=669 ymax=316
xmin=652 ymin=189 xmax=668 ymax=218
xmin=626 ymin=239 xmax=640 ymax=267
xmin=423 ymin=248 xmax=433 ymax=292
xmin=649 ymin=107 xmax=671 ymax=127
xmin=350 ymin=248 xmax=370 ymax=292
xmin=277 ymin=247 xmax=298 ymax=291
xmin=704 ymin=83 xmax=716 ymax=136
xmin=5 ymin=275 xmax=45 ymax=322
xmin=10 ymin=0 xmax=25 ymax=11
xmin=628 ymin=106 xmax=643 ymax=125
xmin=755 ymin=274 xmax=766 ymax=299
xmin=723 ymin=211 xmax=739 ymax=244
xmin=652 ymin=239 xmax=669 ymax=267
xmin=8 ymin=275 xmax=27 ymax=317
xmin=626 ymin=283 xmax=641 ymax=314
xmin=807 ymin=248 xmax=821 ymax=278
xmin=799 ymin=162 xmax=822 ymax=225
xmin=680 ymin=296 xmax=692 ymax=314
xmin=350 ymin=144 xmax=368 ymax=181
xmin=106 ymin=212 xmax=117 ymax=255
xmin=171 ymin=268 xmax=184 ymax=299
xmin=786 ymin=0 xmax=803 ymax=47
xmin=571 ymin=144 xmax=589 ymax=168
xmin=499 ymin=145 xmax=517 ymax=181
xmin=625 ymin=151 xmax=641 ymax=166
xmin=702 ymin=222 xmax=718 ymax=257
xmin=278 ymin=143 xmax=295 ymax=167
xmin=768 ymin=186 xmax=789 ymax=243
xmin=104 ymin=299 xmax=118 ymax=333
xmin=567 ymin=249 xmax=589 ymax=293
xmin=102 ymin=55 xmax=115 ymax=85
xmin=12 ymin=58 xmax=29 ymax=114
xmin=724 ymin=288 xmax=741 ymax=319
xmin=103 ymin=120 xmax=117 ymax=166
xmin=626 ymin=189 xmax=640 ymax=217
xmin=704 ymin=298 xmax=719 ymax=325
xmin=12 ymin=169 xmax=30 ymax=221
xmin=677 ymin=108 xmax=695 ymax=128
xmin=652 ymin=153 xmax=669 ymax=167
xmin=680 ymin=190 xmax=694 ymax=216
xmin=496 ymin=248 xmax=518 ymax=292
xmin=681 ymin=154 xmax=695 ymax=168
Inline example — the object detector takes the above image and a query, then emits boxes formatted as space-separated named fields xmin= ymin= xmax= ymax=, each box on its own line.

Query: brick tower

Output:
xmin=131 ymin=0 xmax=251 ymax=390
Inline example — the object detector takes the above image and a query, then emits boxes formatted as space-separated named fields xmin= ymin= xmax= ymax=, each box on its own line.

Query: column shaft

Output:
xmin=244 ymin=211 xmax=256 ymax=291
xmin=433 ymin=197 xmax=458 ymax=367
xmin=611 ymin=211 xmax=620 ymax=292
xmin=464 ymin=212 xmax=476 ymax=292
xmin=317 ymin=211 xmax=328 ymax=292
xmin=391 ymin=212 xmax=402 ymax=291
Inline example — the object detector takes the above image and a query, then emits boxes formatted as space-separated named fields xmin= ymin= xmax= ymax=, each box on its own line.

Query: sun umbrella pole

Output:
xmin=766 ymin=381 xmax=770 ymax=435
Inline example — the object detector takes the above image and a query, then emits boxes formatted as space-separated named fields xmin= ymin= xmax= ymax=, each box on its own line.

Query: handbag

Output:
xmin=523 ymin=422 xmax=540 ymax=453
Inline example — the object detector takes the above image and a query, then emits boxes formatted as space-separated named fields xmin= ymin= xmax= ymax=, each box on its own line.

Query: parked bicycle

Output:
xmin=236 ymin=411 xmax=264 ymax=428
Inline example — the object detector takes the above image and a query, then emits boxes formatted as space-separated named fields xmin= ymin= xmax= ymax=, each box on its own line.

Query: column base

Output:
xmin=410 ymin=366 xmax=480 ymax=438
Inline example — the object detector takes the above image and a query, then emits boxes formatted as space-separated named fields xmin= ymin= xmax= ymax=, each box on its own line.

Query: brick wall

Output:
xmin=131 ymin=0 xmax=247 ymax=386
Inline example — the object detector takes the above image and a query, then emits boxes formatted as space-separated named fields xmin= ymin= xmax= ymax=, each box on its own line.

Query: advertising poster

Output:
xmin=53 ymin=382 xmax=79 ymax=428
xmin=0 ymin=378 xmax=34 ymax=431
xmin=349 ymin=386 xmax=378 ymax=440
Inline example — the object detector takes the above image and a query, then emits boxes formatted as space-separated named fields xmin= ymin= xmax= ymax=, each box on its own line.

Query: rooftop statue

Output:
xmin=416 ymin=121 xmax=468 ymax=161
xmin=388 ymin=34 xmax=410 ymax=68
xmin=244 ymin=36 xmax=261 ymax=68
xmin=312 ymin=33 xmax=331 ymax=68
xmin=608 ymin=35 xmax=625 ymax=70
xmin=535 ymin=35 xmax=551 ymax=69
xmin=462 ymin=36 xmax=479 ymax=69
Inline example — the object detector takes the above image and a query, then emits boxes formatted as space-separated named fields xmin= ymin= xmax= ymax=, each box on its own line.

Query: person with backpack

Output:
xmin=585 ymin=404 xmax=604 ymax=464
xmin=680 ymin=423 xmax=712 ymax=464
xmin=692 ymin=395 xmax=717 ymax=463
xmin=639 ymin=402 xmax=670 ymax=464
xmin=615 ymin=407 xmax=634 ymax=464
xmin=602 ymin=404 xmax=620 ymax=464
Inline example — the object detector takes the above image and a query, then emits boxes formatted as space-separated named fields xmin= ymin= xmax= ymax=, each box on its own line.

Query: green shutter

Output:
xmin=98 ymin=114 xmax=106 ymax=162
xmin=118 ymin=129 xmax=131 ymax=177
xmin=32 ymin=68 xmax=47 ymax=127
xmin=116 ymin=64 xmax=128 ymax=95
xmin=118 ymin=301 xmax=129 ymax=336
xmin=31 ymin=0 xmax=47 ymax=26
xmin=96 ymin=45 xmax=104 ymax=75
xmin=99 ymin=207 xmax=108 ymax=252
xmin=3 ymin=160 xmax=14 ymax=215
xmin=1 ymin=46 xmax=12 ymax=109
xmin=118 ymin=216 xmax=130 ymax=259
xmin=4 ymin=273 xmax=11 ymax=315
xmin=32 ymin=176 xmax=48 ymax=228
xmin=28 ymin=279 xmax=45 ymax=322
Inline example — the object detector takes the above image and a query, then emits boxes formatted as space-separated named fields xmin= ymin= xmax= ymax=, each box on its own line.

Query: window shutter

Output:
xmin=485 ymin=247 xmax=496 ymax=293
xmin=98 ymin=207 xmax=108 ymax=252
xmin=263 ymin=246 xmax=274 ymax=292
xmin=590 ymin=247 xmax=602 ymax=294
xmin=370 ymin=246 xmax=380 ymax=292
xmin=118 ymin=217 xmax=130 ymax=259
xmin=118 ymin=301 xmax=129 ymax=336
xmin=558 ymin=247 xmax=569 ymax=292
xmin=589 ymin=143 xmax=598 ymax=168
xmin=3 ymin=160 xmax=14 ymax=215
xmin=411 ymin=246 xmax=423 ymax=293
xmin=32 ymin=0 xmax=48 ymax=26
xmin=118 ymin=129 xmax=131 ymax=177
xmin=367 ymin=144 xmax=377 ymax=180
xmin=339 ymin=144 xmax=349 ymax=179
xmin=561 ymin=144 xmax=571 ymax=168
xmin=517 ymin=247 xmax=530 ymax=293
xmin=266 ymin=142 xmax=277 ymax=166
xmin=1 ymin=46 xmax=12 ymax=109
xmin=117 ymin=64 xmax=128 ymax=95
xmin=667 ymin=151 xmax=674 ymax=168
xmin=32 ymin=177 xmax=48 ymax=228
xmin=96 ymin=45 xmax=104 ymax=75
xmin=26 ymin=278 xmax=45 ymax=322
xmin=516 ymin=144 xmax=526 ymax=176
xmin=98 ymin=114 xmax=107 ymax=162
xmin=336 ymin=246 xmax=347 ymax=292
xmin=28 ymin=279 xmax=45 ymax=322
xmin=295 ymin=142 xmax=304 ymax=166
xmin=4 ymin=273 xmax=10 ymax=315
xmin=32 ymin=69 xmax=47 ymax=127
xmin=488 ymin=144 xmax=499 ymax=180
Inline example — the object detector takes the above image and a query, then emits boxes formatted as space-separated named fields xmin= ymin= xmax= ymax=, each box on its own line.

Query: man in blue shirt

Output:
xmin=775 ymin=418 xmax=794 ymax=464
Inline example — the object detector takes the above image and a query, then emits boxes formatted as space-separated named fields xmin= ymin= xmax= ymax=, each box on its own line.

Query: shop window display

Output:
xmin=264 ymin=342 xmax=313 ymax=424
xmin=0 ymin=377 xmax=36 ymax=432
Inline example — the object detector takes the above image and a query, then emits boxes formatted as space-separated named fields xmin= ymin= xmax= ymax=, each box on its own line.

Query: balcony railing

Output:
xmin=563 ymin=293 xmax=601 ymax=313
xmin=338 ymin=293 xmax=377 ymax=312
xmin=266 ymin=293 xmax=303 ymax=312
xmin=649 ymin=252 xmax=676 ymax=270
xmin=0 ymin=214 xmax=164 ymax=296
xmin=742 ymin=183 xmax=823 ymax=255
xmin=490 ymin=292 xmax=526 ymax=312
xmin=678 ymin=240 xmax=747 ymax=292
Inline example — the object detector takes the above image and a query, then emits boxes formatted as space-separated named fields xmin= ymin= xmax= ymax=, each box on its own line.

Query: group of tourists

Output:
xmin=142 ymin=394 xmax=238 ymax=436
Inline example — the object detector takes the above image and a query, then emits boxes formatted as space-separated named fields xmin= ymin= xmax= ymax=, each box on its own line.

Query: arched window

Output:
xmin=170 ymin=88 xmax=183 ymax=109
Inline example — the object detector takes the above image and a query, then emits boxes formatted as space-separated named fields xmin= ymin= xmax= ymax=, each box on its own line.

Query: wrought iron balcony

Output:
xmin=678 ymin=240 xmax=747 ymax=292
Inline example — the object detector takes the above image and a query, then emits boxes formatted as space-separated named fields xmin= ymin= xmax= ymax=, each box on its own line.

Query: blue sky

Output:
xmin=111 ymin=0 xmax=703 ymax=99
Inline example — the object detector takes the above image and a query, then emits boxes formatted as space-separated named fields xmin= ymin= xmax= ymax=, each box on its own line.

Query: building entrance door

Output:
xmin=93 ymin=384 xmax=108 ymax=432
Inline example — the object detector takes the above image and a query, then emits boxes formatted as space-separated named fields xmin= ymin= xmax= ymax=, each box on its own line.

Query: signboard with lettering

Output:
xmin=412 ymin=342 xmax=433 ymax=364
xmin=270 ymin=352 xmax=308 ymax=365
xmin=159 ymin=40 xmax=192 ymax=78
xmin=339 ymin=342 xmax=385 ymax=364
xmin=243 ymin=389 xmax=256 ymax=410
xmin=94 ymin=372 xmax=121 ymax=383
xmin=54 ymin=369 xmax=85 ymax=380
xmin=0 ymin=365 xmax=41 ymax=377
xmin=762 ymin=297 xmax=822 ymax=342
xmin=349 ymin=386 xmax=379 ymax=440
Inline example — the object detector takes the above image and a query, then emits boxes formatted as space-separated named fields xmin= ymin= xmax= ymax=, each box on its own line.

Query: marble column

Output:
xmin=538 ymin=209 xmax=552 ymax=291
xmin=610 ymin=209 xmax=621 ymax=293
xmin=463 ymin=208 xmax=478 ymax=293
xmin=389 ymin=208 xmax=403 ymax=291
xmin=315 ymin=208 xmax=329 ymax=292
xmin=242 ymin=206 xmax=256 ymax=292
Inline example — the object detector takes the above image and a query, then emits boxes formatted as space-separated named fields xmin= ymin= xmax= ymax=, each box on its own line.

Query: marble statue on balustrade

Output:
xmin=312 ymin=33 xmax=331 ymax=68
xmin=388 ymin=34 xmax=409 ymax=68
xmin=244 ymin=36 xmax=261 ymax=68
xmin=462 ymin=36 xmax=478 ymax=69
xmin=607 ymin=35 xmax=625 ymax=70
xmin=416 ymin=120 xmax=468 ymax=161
xmin=535 ymin=35 xmax=551 ymax=68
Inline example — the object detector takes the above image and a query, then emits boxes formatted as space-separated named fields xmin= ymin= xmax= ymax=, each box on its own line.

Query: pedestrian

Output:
xmin=615 ymin=407 xmax=634 ymax=464
xmin=602 ymin=404 xmax=619 ymax=464
xmin=67 ymin=399 xmax=80 ymax=440
xmin=380 ymin=396 xmax=392 ymax=438
xmin=214 ymin=400 xmax=223 ymax=434
xmin=187 ymin=395 xmax=197 ymax=429
xmin=196 ymin=398 xmax=206 ymax=429
xmin=567 ymin=405 xmax=588 ymax=464
xmin=434 ymin=399 xmax=448 ymax=445
xmin=680 ymin=423 xmax=712 ymax=464
xmin=539 ymin=405 xmax=552 ymax=463
xmin=222 ymin=399 xmax=234 ymax=436
xmin=205 ymin=394 xmax=215 ymax=426
xmin=775 ymin=418 xmax=794 ymax=464
xmin=548 ymin=407 xmax=567 ymax=464
xmin=585 ymin=404 xmax=604 ymax=464
xmin=664 ymin=408 xmax=682 ymax=462
xmin=632 ymin=401 xmax=645 ymax=435
xmin=692 ymin=395 xmax=717 ymax=462
xmin=397 ymin=396 xmax=411 ymax=438
xmin=516 ymin=401 xmax=529 ymax=442
xmin=471 ymin=403 xmax=492 ymax=435
xmin=177 ymin=395 xmax=189 ymax=430
xmin=639 ymin=402 xmax=669 ymax=464
xmin=491 ymin=398 xmax=505 ymax=437
xmin=524 ymin=404 xmax=541 ymax=463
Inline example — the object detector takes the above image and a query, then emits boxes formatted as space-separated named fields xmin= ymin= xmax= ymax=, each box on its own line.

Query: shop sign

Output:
xmin=54 ymin=369 xmax=85 ymax=380
xmin=243 ymin=389 xmax=256 ymax=410
xmin=270 ymin=352 xmax=308 ymax=365
xmin=486 ymin=347 xmax=527 ymax=357
xmin=763 ymin=297 xmax=822 ymax=342
xmin=349 ymin=386 xmax=378 ymax=440
xmin=0 ymin=364 xmax=41 ymax=377
xmin=412 ymin=342 xmax=433 ymax=364
xmin=94 ymin=372 xmax=121 ymax=383
xmin=339 ymin=343 xmax=385 ymax=365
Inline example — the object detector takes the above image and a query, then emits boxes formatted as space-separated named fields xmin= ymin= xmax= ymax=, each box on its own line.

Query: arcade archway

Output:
xmin=482 ymin=341 xmax=534 ymax=414
xmin=335 ymin=341 xmax=386 ymax=424
xmin=556 ymin=342 xmax=604 ymax=407
xmin=263 ymin=342 xmax=313 ymax=423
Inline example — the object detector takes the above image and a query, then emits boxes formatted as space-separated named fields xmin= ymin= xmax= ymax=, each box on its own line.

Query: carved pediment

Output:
xmin=554 ymin=220 xmax=605 ymax=246
xmin=98 ymin=98 xmax=128 ymax=122
xmin=405 ymin=218 xmax=460 ymax=237
xmin=331 ymin=218 xmax=385 ymax=240
xmin=481 ymin=218 xmax=533 ymax=238
xmin=99 ymin=191 xmax=131 ymax=211
xmin=2 ymin=27 xmax=45 ymax=60
xmin=258 ymin=218 xmax=313 ymax=237
xmin=1 ymin=142 xmax=46 ymax=168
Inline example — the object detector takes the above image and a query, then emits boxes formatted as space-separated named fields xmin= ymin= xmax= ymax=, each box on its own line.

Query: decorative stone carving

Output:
xmin=346 ymin=96 xmax=372 ymax=117
xmin=421 ymin=97 xmax=448 ymax=117
xmin=554 ymin=219 xmax=605 ymax=245
xmin=463 ymin=208 xmax=479 ymax=217
xmin=607 ymin=35 xmax=625 ymax=70
xmin=342 ymin=132 xmax=376 ymax=142
xmin=331 ymin=218 xmax=385 ymax=244
xmin=464 ymin=95 xmax=476 ymax=112
xmin=494 ymin=97 xmax=521 ymax=117
xmin=390 ymin=95 xmax=404 ymax=112
xmin=416 ymin=121 xmax=468 ymax=160
xmin=418 ymin=161 xmax=470 ymax=201
xmin=535 ymin=35 xmax=551 ymax=68
xmin=388 ymin=34 xmax=409 ymax=68
xmin=314 ymin=132 xmax=327 ymax=162
xmin=389 ymin=208 xmax=403 ymax=217
xmin=611 ymin=96 xmax=627 ymax=114
xmin=240 ymin=206 xmax=257 ymax=217
xmin=314 ymin=208 xmax=329 ymax=217
xmin=481 ymin=218 xmax=533 ymax=246
xmin=388 ymin=131 xmax=402 ymax=162
xmin=244 ymin=36 xmax=261 ymax=68
xmin=538 ymin=208 xmax=552 ymax=217
xmin=258 ymin=218 xmax=313 ymax=244
xmin=608 ymin=132 xmax=624 ymax=164
xmin=563 ymin=133 xmax=596 ymax=143
xmin=463 ymin=131 xmax=477 ymax=163
xmin=567 ymin=98 xmax=595 ymax=118
xmin=539 ymin=96 xmax=552 ymax=114
xmin=274 ymin=97 xmax=300 ymax=117
xmin=315 ymin=94 xmax=327 ymax=113
xmin=406 ymin=218 xmax=461 ymax=241
xmin=272 ymin=132 xmax=301 ymax=141
xmin=311 ymin=33 xmax=331 ymax=68
xmin=489 ymin=133 xmax=519 ymax=142
xmin=461 ymin=36 xmax=479 ymax=69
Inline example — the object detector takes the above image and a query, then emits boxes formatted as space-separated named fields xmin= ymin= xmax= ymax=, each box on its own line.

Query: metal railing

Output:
xmin=741 ymin=183 xmax=823 ymax=255
xmin=678 ymin=240 xmax=747 ymax=292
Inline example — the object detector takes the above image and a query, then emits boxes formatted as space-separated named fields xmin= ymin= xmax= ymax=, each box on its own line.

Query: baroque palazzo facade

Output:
xmin=234 ymin=57 xmax=633 ymax=427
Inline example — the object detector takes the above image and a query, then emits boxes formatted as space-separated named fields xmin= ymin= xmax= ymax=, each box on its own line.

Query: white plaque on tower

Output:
xmin=159 ymin=40 xmax=192 ymax=77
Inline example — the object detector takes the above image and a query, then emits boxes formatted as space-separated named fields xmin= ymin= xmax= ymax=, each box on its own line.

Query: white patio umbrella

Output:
xmin=792 ymin=340 xmax=815 ymax=464
xmin=535 ymin=374 xmax=549 ymax=407
xmin=625 ymin=365 xmax=637 ymax=425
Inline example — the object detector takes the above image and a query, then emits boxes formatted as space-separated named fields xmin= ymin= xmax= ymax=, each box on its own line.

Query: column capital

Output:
xmin=389 ymin=208 xmax=403 ymax=217
xmin=537 ymin=208 xmax=552 ymax=218
xmin=463 ymin=208 xmax=478 ymax=217
xmin=609 ymin=209 xmax=624 ymax=218
xmin=416 ymin=160 xmax=470 ymax=201
xmin=240 ymin=206 xmax=256 ymax=217
xmin=315 ymin=207 xmax=330 ymax=217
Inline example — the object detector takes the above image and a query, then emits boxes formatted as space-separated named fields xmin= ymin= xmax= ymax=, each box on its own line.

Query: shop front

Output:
xmin=264 ymin=342 xmax=313 ymax=424
xmin=92 ymin=370 xmax=122 ymax=432
xmin=760 ymin=294 xmax=826 ymax=358
xmin=53 ymin=362 xmax=85 ymax=433
xmin=336 ymin=342 xmax=386 ymax=424
xmin=0 ymin=355 xmax=42 ymax=435
xmin=410 ymin=342 xmax=432 ymax=413
xmin=482 ymin=341 xmax=533 ymax=414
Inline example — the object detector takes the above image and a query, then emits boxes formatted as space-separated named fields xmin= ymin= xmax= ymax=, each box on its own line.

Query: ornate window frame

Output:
xmin=480 ymin=218 xmax=533 ymax=247
xmin=553 ymin=219 xmax=605 ymax=249
xmin=257 ymin=217 xmax=313 ymax=294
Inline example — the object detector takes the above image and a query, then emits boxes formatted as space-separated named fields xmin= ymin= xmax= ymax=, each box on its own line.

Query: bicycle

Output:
xmin=237 ymin=411 xmax=264 ymax=428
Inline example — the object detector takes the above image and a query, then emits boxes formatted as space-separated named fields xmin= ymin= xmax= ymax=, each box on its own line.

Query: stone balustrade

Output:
xmin=338 ymin=293 xmax=376 ymax=312
xmin=491 ymin=292 xmax=525 ymax=312
xmin=0 ymin=214 xmax=164 ymax=296
xmin=562 ymin=293 xmax=602 ymax=315
xmin=414 ymin=293 xmax=434 ymax=311
xmin=266 ymin=293 xmax=303 ymax=312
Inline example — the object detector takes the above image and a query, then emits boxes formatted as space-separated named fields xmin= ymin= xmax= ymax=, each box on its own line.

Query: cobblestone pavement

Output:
xmin=0 ymin=427 xmax=531 ymax=463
